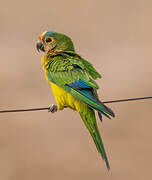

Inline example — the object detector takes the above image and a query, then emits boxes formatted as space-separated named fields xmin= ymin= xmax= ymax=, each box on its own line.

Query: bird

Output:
xmin=36 ymin=31 xmax=115 ymax=170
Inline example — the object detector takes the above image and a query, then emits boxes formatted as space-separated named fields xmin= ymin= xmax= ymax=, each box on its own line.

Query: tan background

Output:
xmin=0 ymin=0 xmax=152 ymax=179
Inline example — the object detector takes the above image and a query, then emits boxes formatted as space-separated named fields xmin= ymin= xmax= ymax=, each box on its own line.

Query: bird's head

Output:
xmin=36 ymin=31 xmax=75 ymax=54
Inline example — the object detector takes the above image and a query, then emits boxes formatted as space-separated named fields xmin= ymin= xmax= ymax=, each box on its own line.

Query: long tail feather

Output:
xmin=80 ymin=109 xmax=110 ymax=170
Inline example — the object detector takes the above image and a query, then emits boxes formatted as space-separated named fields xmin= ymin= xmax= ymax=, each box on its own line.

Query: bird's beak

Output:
xmin=36 ymin=40 xmax=45 ymax=52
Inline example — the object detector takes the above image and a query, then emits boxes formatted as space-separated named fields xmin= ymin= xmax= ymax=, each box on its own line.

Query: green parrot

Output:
xmin=36 ymin=31 xmax=115 ymax=170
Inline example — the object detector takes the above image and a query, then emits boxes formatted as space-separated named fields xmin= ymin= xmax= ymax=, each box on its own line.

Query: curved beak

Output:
xmin=36 ymin=40 xmax=45 ymax=52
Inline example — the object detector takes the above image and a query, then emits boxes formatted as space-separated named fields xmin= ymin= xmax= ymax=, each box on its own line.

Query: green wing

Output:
xmin=46 ymin=53 xmax=114 ymax=118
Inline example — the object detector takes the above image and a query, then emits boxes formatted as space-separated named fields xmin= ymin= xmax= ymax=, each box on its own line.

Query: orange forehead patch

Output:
xmin=39 ymin=31 xmax=47 ymax=40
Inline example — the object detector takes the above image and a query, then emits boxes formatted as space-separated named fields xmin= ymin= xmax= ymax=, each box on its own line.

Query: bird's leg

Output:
xmin=48 ymin=104 xmax=58 ymax=113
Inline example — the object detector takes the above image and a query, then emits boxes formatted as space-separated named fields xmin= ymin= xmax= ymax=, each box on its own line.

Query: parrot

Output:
xmin=36 ymin=31 xmax=115 ymax=170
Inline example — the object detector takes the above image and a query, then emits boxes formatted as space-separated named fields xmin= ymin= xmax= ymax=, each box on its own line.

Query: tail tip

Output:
xmin=105 ymin=158 xmax=110 ymax=171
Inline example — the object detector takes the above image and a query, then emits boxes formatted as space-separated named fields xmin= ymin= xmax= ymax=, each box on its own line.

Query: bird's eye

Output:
xmin=45 ymin=38 xmax=52 ymax=43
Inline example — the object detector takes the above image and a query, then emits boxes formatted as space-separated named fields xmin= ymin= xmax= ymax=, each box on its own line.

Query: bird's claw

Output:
xmin=48 ymin=104 xmax=58 ymax=113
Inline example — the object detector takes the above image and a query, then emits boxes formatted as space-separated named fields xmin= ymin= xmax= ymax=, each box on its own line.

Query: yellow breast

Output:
xmin=41 ymin=56 xmax=85 ymax=111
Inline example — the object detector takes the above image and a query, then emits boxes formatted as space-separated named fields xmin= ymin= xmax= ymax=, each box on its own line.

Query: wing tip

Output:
xmin=98 ymin=112 xmax=103 ymax=122
xmin=101 ymin=102 xmax=115 ymax=118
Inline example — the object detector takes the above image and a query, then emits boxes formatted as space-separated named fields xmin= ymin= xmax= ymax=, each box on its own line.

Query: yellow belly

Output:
xmin=50 ymin=82 xmax=84 ymax=111
xmin=41 ymin=56 xmax=87 ymax=113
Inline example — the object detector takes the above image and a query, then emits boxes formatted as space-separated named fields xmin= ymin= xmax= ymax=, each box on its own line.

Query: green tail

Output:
xmin=80 ymin=108 xmax=110 ymax=170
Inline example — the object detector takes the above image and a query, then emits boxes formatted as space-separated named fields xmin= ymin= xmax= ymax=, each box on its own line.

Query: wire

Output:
xmin=103 ymin=96 xmax=152 ymax=104
xmin=0 ymin=107 xmax=49 ymax=113
xmin=0 ymin=96 xmax=152 ymax=114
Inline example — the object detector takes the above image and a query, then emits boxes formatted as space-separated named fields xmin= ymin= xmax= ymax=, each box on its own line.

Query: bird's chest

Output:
xmin=41 ymin=56 xmax=77 ymax=110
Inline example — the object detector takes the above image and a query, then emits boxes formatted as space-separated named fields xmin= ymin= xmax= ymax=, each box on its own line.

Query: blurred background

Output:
xmin=0 ymin=0 xmax=152 ymax=179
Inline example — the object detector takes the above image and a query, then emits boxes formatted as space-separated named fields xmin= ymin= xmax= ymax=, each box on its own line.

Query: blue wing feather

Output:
xmin=68 ymin=80 xmax=98 ymax=101
xmin=68 ymin=80 xmax=114 ymax=119
xmin=68 ymin=80 xmax=91 ymax=89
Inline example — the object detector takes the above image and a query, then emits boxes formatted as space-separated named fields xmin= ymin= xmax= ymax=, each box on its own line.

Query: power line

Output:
xmin=0 ymin=96 xmax=152 ymax=114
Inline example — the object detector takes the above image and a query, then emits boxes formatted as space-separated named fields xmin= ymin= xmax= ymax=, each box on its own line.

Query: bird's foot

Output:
xmin=48 ymin=104 xmax=58 ymax=113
